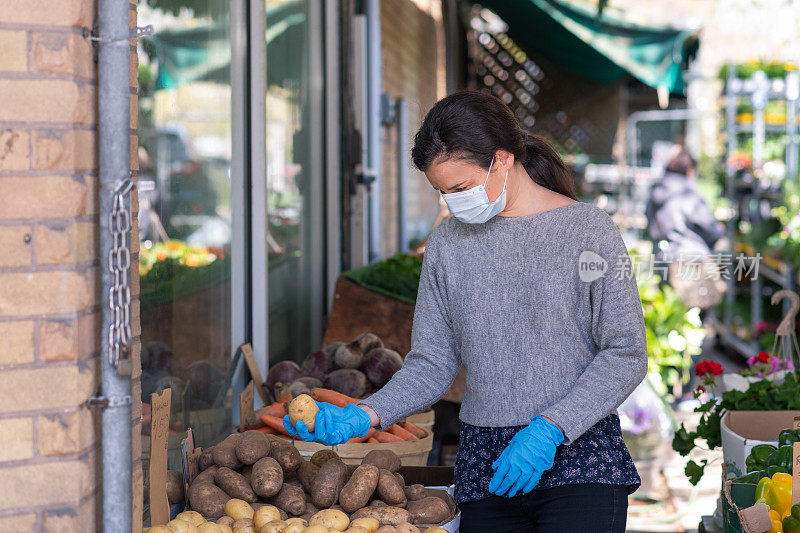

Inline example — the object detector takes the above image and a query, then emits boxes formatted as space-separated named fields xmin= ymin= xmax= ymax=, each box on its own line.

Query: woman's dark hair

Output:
xmin=411 ymin=90 xmax=576 ymax=200
xmin=664 ymin=147 xmax=696 ymax=176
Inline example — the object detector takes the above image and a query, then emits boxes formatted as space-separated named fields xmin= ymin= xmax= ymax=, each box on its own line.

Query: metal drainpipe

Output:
xmin=98 ymin=1 xmax=133 ymax=531
xmin=366 ymin=0 xmax=382 ymax=262
xmin=396 ymin=98 xmax=409 ymax=253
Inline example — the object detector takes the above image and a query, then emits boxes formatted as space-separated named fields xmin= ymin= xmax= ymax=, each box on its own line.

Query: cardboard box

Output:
xmin=293 ymin=431 xmax=434 ymax=466
xmin=722 ymin=477 xmax=771 ymax=533
xmin=399 ymin=467 xmax=459 ymax=532
xmin=720 ymin=410 xmax=800 ymax=478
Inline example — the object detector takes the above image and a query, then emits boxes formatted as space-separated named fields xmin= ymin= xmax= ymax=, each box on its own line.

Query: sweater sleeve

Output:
xmin=358 ymin=228 xmax=461 ymax=430
xmin=541 ymin=216 xmax=648 ymax=444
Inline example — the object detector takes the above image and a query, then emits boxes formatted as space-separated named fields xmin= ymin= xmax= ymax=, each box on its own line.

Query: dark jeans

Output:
xmin=458 ymin=483 xmax=628 ymax=533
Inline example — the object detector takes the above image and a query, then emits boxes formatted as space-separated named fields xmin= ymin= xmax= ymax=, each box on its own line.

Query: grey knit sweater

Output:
xmin=360 ymin=201 xmax=648 ymax=444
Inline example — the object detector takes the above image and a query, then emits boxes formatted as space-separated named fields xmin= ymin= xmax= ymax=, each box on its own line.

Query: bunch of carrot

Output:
xmin=244 ymin=387 xmax=427 ymax=444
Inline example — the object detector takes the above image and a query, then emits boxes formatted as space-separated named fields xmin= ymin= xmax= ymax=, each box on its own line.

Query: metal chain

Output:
xmin=108 ymin=177 xmax=135 ymax=373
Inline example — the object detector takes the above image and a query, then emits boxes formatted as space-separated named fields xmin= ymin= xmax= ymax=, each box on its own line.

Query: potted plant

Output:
xmin=672 ymin=356 xmax=800 ymax=484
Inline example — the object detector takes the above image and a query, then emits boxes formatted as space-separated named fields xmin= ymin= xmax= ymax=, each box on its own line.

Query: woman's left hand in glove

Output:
xmin=488 ymin=415 xmax=565 ymax=497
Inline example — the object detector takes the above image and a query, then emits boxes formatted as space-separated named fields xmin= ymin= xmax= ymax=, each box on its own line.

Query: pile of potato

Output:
xmin=147 ymin=430 xmax=452 ymax=533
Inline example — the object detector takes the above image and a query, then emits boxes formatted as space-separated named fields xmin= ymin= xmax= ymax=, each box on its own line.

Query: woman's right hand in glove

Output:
xmin=283 ymin=401 xmax=372 ymax=446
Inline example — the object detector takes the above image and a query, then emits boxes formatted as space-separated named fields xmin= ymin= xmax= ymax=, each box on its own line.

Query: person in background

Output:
xmin=285 ymin=91 xmax=647 ymax=532
xmin=646 ymin=146 xmax=729 ymax=309
xmin=646 ymin=146 xmax=727 ymax=261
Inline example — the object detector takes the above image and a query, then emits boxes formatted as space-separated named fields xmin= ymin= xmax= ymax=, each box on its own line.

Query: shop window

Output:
xmin=136 ymin=0 xmax=234 ymax=510
xmin=265 ymin=0 xmax=326 ymax=364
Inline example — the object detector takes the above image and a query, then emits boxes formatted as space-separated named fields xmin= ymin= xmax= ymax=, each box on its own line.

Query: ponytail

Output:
xmin=412 ymin=90 xmax=577 ymax=200
xmin=522 ymin=133 xmax=577 ymax=200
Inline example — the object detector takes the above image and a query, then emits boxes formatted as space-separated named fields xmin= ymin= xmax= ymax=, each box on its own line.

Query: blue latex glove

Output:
xmin=283 ymin=401 xmax=371 ymax=446
xmin=488 ymin=415 xmax=565 ymax=497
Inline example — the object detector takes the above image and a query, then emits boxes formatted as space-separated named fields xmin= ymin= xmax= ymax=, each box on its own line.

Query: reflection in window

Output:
xmin=136 ymin=1 xmax=233 ymax=515
xmin=266 ymin=0 xmax=323 ymax=364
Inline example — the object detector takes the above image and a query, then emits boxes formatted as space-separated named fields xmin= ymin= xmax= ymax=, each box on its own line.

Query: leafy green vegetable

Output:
xmin=341 ymin=254 xmax=423 ymax=305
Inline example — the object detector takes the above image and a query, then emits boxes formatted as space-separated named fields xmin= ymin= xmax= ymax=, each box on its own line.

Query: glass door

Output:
xmin=265 ymin=0 xmax=327 ymax=364
xmin=136 ymin=0 xmax=237 ymax=510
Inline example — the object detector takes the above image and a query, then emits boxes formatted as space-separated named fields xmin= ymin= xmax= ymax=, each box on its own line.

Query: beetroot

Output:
xmin=288 ymin=380 xmax=311 ymax=397
xmin=321 ymin=342 xmax=344 ymax=358
xmin=295 ymin=376 xmax=323 ymax=389
xmin=360 ymin=348 xmax=403 ymax=388
xmin=265 ymin=361 xmax=302 ymax=396
xmin=323 ymin=369 xmax=371 ymax=398
xmin=301 ymin=350 xmax=334 ymax=380
xmin=334 ymin=344 xmax=363 ymax=369
xmin=348 ymin=332 xmax=383 ymax=355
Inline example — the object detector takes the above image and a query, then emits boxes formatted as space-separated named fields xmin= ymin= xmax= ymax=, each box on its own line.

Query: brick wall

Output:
xmin=0 ymin=0 xmax=141 ymax=531
xmin=380 ymin=0 xmax=443 ymax=256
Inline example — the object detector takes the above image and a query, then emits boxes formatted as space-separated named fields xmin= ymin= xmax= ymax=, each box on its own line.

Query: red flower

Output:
xmin=696 ymin=360 xmax=724 ymax=377
xmin=756 ymin=351 xmax=770 ymax=364
xmin=696 ymin=385 xmax=705 ymax=394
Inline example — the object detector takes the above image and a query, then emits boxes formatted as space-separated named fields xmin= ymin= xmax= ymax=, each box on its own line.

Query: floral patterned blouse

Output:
xmin=453 ymin=413 xmax=641 ymax=504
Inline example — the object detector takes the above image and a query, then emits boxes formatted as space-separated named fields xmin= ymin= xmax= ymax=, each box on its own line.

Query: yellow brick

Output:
xmin=31 ymin=32 xmax=95 ymax=78
xmin=0 ymin=30 xmax=27 ymax=72
xmin=0 ymin=129 xmax=30 ymax=171
xmin=0 ymin=270 xmax=95 ymax=316
xmin=131 ymin=299 xmax=140 ymax=337
xmin=43 ymin=491 xmax=98 ymax=533
xmin=132 ymin=462 xmax=143 ymax=533
xmin=0 ymin=225 xmax=33 ymax=267
xmin=0 ymin=320 xmax=35 ymax=364
xmin=130 ymin=341 xmax=141 ymax=381
xmin=33 ymin=129 xmax=96 ymax=171
xmin=0 ymin=514 xmax=36 ymax=532
xmin=130 ymin=50 xmax=138 ymax=88
xmin=129 ymin=8 xmax=137 ymax=47
xmin=0 ymin=456 xmax=95 ymax=511
xmin=0 ymin=80 xmax=92 ymax=124
xmin=131 ymin=379 xmax=141 ymax=421
xmin=130 ymin=93 xmax=138 ymax=130
xmin=0 ymin=365 xmax=94 ymax=414
xmin=130 ymin=257 xmax=140 ymax=296
xmin=0 ymin=418 xmax=33 ymax=461
xmin=0 ymin=176 xmax=91 ymax=219
xmin=40 ymin=312 xmax=97 ymax=362
xmin=38 ymin=408 xmax=97 ymax=456
xmin=0 ymin=0 xmax=94 ymax=27
xmin=131 ymin=420 xmax=141 ymax=462
xmin=35 ymin=221 xmax=96 ymax=265
xmin=130 ymin=134 xmax=138 ymax=171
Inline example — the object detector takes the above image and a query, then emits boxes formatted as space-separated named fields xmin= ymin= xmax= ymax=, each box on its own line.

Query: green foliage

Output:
xmin=341 ymin=254 xmax=424 ymax=305
xmin=719 ymin=61 xmax=798 ymax=80
xmin=637 ymin=273 xmax=704 ymax=400
xmin=685 ymin=459 xmax=709 ymax=486
xmin=673 ymin=371 xmax=800 ymax=484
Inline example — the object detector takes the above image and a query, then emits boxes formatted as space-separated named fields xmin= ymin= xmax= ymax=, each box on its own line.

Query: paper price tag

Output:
xmin=149 ymin=388 xmax=172 ymax=526
xmin=241 ymin=343 xmax=269 ymax=404
xmin=240 ymin=380 xmax=254 ymax=430
xmin=794 ymin=442 xmax=800 ymax=505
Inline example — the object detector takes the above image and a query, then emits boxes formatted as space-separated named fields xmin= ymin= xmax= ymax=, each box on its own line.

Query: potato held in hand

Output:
xmin=288 ymin=394 xmax=319 ymax=432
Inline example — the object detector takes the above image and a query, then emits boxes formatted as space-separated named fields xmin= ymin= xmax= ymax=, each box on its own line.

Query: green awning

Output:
xmin=142 ymin=1 xmax=305 ymax=91
xmin=478 ymin=0 xmax=698 ymax=93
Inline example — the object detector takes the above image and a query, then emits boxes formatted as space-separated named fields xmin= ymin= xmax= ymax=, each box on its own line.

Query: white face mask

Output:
xmin=441 ymin=156 xmax=509 ymax=224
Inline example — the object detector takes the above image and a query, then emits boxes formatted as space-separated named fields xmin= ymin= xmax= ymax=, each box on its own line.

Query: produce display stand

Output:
xmin=324 ymin=275 xmax=466 ymax=403
xmin=292 ymin=430 xmax=434 ymax=466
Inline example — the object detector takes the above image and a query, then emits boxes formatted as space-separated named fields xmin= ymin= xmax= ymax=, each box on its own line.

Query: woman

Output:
xmin=285 ymin=91 xmax=647 ymax=532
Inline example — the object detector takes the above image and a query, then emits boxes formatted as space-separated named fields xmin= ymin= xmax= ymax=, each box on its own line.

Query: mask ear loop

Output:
xmin=482 ymin=155 xmax=496 ymax=188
